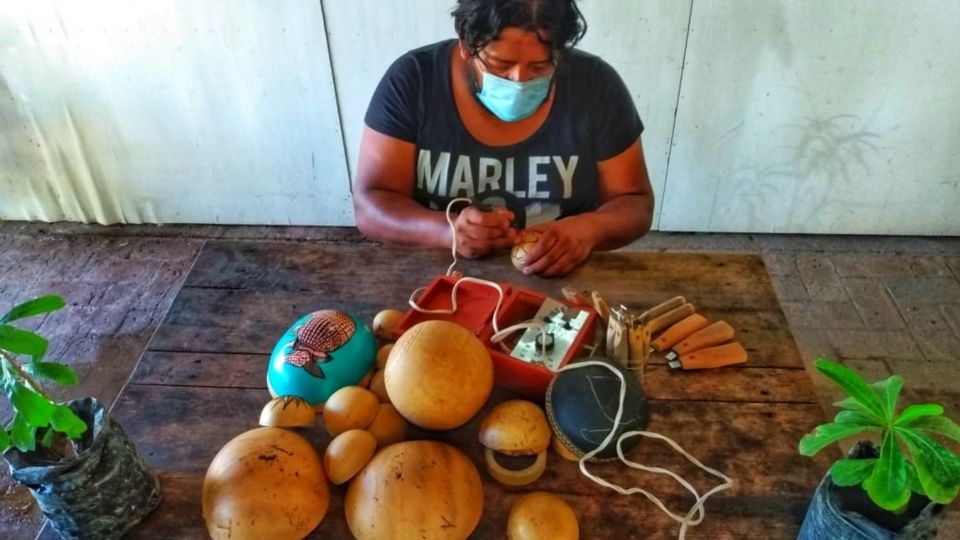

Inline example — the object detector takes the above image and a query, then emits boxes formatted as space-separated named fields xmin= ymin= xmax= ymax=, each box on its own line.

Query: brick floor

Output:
xmin=796 ymin=255 xmax=849 ymax=302
xmin=780 ymin=300 xmax=863 ymax=330
xmin=947 ymin=256 xmax=960 ymax=279
xmin=899 ymin=303 xmax=960 ymax=362
xmin=842 ymin=277 xmax=905 ymax=329
xmin=826 ymin=329 xmax=924 ymax=359
xmin=1 ymin=222 xmax=958 ymax=537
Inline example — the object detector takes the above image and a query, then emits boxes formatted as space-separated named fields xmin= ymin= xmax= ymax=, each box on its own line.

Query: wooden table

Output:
xmin=53 ymin=241 xmax=835 ymax=539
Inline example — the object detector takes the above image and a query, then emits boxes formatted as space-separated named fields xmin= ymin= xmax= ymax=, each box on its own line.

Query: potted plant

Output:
xmin=798 ymin=359 xmax=959 ymax=539
xmin=1 ymin=294 xmax=161 ymax=539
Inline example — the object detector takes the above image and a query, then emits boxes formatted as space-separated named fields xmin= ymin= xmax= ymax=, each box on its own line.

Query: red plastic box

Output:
xmin=392 ymin=275 xmax=598 ymax=398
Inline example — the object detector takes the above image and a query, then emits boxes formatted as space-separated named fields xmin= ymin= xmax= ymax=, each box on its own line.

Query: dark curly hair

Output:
xmin=452 ymin=0 xmax=587 ymax=55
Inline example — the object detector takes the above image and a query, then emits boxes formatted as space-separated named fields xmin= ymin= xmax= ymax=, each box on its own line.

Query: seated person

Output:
xmin=353 ymin=0 xmax=653 ymax=276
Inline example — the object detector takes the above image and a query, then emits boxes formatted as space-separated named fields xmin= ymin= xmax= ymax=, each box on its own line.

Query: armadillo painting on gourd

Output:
xmin=267 ymin=310 xmax=376 ymax=406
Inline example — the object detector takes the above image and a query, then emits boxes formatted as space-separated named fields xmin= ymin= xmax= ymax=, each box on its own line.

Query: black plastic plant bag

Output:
xmin=4 ymin=397 xmax=161 ymax=540
xmin=798 ymin=443 xmax=944 ymax=540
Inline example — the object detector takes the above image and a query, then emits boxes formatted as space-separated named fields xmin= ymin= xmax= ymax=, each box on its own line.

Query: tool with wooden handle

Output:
xmin=650 ymin=313 xmax=710 ymax=353
xmin=626 ymin=322 xmax=651 ymax=383
xmin=644 ymin=302 xmax=696 ymax=335
xmin=668 ymin=342 xmax=748 ymax=370
xmin=663 ymin=320 xmax=735 ymax=361
xmin=638 ymin=296 xmax=686 ymax=325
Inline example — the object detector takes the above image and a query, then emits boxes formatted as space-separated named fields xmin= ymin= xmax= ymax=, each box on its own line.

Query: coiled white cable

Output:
xmin=552 ymin=359 xmax=734 ymax=540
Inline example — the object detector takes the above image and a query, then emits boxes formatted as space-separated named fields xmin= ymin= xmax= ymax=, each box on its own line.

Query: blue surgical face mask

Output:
xmin=475 ymin=71 xmax=552 ymax=122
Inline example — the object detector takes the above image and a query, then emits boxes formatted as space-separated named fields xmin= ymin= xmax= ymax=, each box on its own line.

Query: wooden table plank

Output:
xmin=183 ymin=241 xmax=781 ymax=312
xmin=132 ymin=351 xmax=814 ymax=404
xmin=37 ymin=469 xmax=812 ymax=540
xmin=131 ymin=351 xmax=268 ymax=388
xmin=112 ymin=385 xmax=273 ymax=475
xmin=110 ymin=383 xmax=834 ymax=538
xmin=149 ymin=288 xmax=804 ymax=369
xmin=148 ymin=288 xmax=383 ymax=354
xmin=85 ymin=471 xmax=814 ymax=540
xmin=644 ymin=365 xmax=817 ymax=403
xmin=153 ymin=241 xmax=802 ymax=371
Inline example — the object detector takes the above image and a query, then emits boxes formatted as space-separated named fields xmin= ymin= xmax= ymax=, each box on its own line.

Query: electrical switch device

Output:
xmin=393 ymin=275 xmax=598 ymax=398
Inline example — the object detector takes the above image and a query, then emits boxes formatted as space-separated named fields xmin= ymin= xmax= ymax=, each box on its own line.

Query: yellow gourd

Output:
xmin=345 ymin=440 xmax=483 ymax=540
xmin=385 ymin=320 xmax=493 ymax=430
xmin=202 ymin=427 xmax=329 ymax=540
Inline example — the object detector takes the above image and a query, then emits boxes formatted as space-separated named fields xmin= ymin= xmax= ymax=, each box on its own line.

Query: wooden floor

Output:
xmin=1 ymin=223 xmax=958 ymax=539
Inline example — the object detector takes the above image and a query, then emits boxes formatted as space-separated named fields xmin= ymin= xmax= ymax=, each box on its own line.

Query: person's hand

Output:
xmin=453 ymin=206 xmax=517 ymax=258
xmin=517 ymin=220 xmax=595 ymax=277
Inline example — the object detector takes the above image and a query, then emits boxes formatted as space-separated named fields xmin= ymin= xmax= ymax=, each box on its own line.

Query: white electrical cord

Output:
xmin=444 ymin=197 xmax=471 ymax=277
xmin=552 ymin=360 xmax=734 ymax=540
xmin=408 ymin=198 xmax=549 ymax=355
xmin=407 ymin=199 xmax=733 ymax=539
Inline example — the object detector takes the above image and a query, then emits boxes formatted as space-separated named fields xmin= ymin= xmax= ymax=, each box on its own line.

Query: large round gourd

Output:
xmin=345 ymin=440 xmax=484 ymax=540
xmin=202 ymin=427 xmax=330 ymax=540
xmin=385 ymin=320 xmax=493 ymax=430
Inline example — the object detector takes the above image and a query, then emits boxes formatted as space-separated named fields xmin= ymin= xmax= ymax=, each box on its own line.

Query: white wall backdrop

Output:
xmin=0 ymin=0 xmax=351 ymax=225
xmin=1 ymin=1 xmax=958 ymax=234
xmin=573 ymin=1 xmax=691 ymax=230
xmin=661 ymin=0 xmax=960 ymax=234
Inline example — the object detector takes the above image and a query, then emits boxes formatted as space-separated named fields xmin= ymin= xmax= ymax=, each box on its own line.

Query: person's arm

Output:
xmin=574 ymin=137 xmax=654 ymax=250
xmin=519 ymin=138 xmax=654 ymax=276
xmin=353 ymin=126 xmax=516 ymax=257
xmin=353 ymin=127 xmax=448 ymax=249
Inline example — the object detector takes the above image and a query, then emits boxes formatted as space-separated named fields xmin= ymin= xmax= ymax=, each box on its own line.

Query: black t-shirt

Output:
xmin=365 ymin=39 xmax=643 ymax=229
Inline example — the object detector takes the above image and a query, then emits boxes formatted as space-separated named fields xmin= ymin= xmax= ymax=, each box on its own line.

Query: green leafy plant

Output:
xmin=1 ymin=295 xmax=87 ymax=455
xmin=800 ymin=359 xmax=960 ymax=513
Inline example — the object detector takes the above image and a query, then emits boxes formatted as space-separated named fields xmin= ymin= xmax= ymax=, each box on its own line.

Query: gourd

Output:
xmin=322 ymin=385 xmax=380 ymax=436
xmin=202 ymin=427 xmax=329 ymax=540
xmin=345 ymin=440 xmax=484 ymax=540
xmin=507 ymin=492 xmax=579 ymax=540
xmin=324 ymin=429 xmax=378 ymax=485
xmin=385 ymin=320 xmax=493 ymax=430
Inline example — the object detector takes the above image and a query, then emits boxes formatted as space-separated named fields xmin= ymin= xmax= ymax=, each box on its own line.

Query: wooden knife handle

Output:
xmin=640 ymin=296 xmax=686 ymax=324
xmin=651 ymin=314 xmax=710 ymax=352
xmin=644 ymin=303 xmax=695 ymax=334
xmin=678 ymin=342 xmax=747 ymax=370
xmin=668 ymin=320 xmax=735 ymax=357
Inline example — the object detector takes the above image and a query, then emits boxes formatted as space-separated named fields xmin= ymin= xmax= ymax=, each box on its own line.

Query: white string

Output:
xmin=408 ymin=276 xmax=505 ymax=333
xmin=552 ymin=359 xmax=734 ymax=540
xmin=444 ymin=197 xmax=473 ymax=277
xmin=407 ymin=271 xmax=550 ymax=356
xmin=408 ymin=199 xmax=550 ymax=356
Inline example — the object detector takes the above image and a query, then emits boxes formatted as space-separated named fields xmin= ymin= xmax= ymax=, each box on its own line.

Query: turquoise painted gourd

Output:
xmin=267 ymin=311 xmax=376 ymax=406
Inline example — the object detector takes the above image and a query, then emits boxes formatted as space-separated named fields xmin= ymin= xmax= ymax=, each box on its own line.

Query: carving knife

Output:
xmin=638 ymin=296 xmax=686 ymax=325
xmin=650 ymin=313 xmax=710 ymax=353
xmin=663 ymin=320 xmax=735 ymax=361
xmin=668 ymin=342 xmax=748 ymax=370
xmin=644 ymin=302 xmax=696 ymax=335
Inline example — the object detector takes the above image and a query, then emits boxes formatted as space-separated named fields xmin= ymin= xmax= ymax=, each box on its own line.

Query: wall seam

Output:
xmin=658 ymin=0 xmax=696 ymax=231
xmin=318 ymin=0 xmax=353 ymax=190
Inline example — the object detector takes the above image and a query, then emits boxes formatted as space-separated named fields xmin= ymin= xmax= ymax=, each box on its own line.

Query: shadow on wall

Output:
xmin=725 ymin=85 xmax=884 ymax=231
xmin=685 ymin=1 xmax=796 ymax=230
